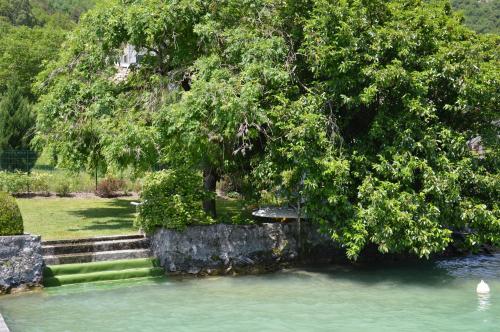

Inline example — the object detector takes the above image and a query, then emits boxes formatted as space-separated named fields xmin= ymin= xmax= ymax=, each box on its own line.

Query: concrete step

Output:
xmin=43 ymin=249 xmax=152 ymax=265
xmin=42 ymin=238 xmax=150 ymax=256
xmin=44 ymin=267 xmax=164 ymax=287
xmin=42 ymin=234 xmax=144 ymax=246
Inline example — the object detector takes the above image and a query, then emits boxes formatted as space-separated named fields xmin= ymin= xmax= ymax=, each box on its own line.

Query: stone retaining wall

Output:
xmin=151 ymin=221 xmax=342 ymax=275
xmin=0 ymin=235 xmax=43 ymax=294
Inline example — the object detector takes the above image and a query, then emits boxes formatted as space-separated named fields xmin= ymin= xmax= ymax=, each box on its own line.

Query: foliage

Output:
xmin=95 ymin=177 xmax=125 ymax=197
xmin=37 ymin=0 xmax=499 ymax=259
xmin=0 ymin=191 xmax=24 ymax=236
xmin=0 ymin=171 xmax=51 ymax=194
xmin=0 ymin=0 xmax=35 ymax=26
xmin=451 ymin=0 xmax=499 ymax=34
xmin=136 ymin=169 xmax=213 ymax=232
xmin=0 ymin=83 xmax=34 ymax=152
xmin=55 ymin=181 xmax=71 ymax=197
xmin=39 ymin=0 xmax=96 ymax=21
xmin=0 ymin=0 xmax=96 ymax=162
xmin=287 ymin=0 xmax=500 ymax=259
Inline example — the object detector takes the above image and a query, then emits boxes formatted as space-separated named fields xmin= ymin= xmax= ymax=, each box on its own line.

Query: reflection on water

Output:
xmin=477 ymin=293 xmax=491 ymax=312
xmin=436 ymin=253 xmax=500 ymax=279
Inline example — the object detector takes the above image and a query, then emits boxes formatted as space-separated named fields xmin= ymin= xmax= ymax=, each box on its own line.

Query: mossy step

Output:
xmin=44 ymin=267 xmax=164 ymax=287
xmin=44 ymin=258 xmax=160 ymax=277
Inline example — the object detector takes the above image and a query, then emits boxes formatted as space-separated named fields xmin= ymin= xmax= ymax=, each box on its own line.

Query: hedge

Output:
xmin=0 ymin=191 xmax=24 ymax=236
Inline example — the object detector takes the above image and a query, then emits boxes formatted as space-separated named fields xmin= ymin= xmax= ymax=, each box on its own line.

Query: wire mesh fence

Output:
xmin=0 ymin=149 xmax=143 ymax=195
xmin=0 ymin=150 xmax=39 ymax=172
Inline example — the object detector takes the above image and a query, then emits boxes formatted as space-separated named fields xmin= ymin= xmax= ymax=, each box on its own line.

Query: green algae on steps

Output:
xmin=42 ymin=275 xmax=168 ymax=297
xmin=43 ymin=258 xmax=164 ymax=287
xmin=44 ymin=267 xmax=164 ymax=287
xmin=43 ymin=258 xmax=160 ymax=277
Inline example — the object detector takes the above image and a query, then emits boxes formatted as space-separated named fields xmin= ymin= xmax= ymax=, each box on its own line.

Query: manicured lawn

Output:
xmin=17 ymin=197 xmax=138 ymax=240
xmin=17 ymin=196 xmax=253 ymax=240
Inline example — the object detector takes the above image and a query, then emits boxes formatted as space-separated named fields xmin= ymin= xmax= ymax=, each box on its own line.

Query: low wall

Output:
xmin=0 ymin=235 xmax=43 ymax=294
xmin=151 ymin=221 xmax=342 ymax=275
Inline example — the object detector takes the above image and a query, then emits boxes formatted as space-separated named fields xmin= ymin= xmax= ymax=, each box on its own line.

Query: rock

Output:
xmin=151 ymin=221 xmax=342 ymax=275
xmin=0 ymin=235 xmax=43 ymax=294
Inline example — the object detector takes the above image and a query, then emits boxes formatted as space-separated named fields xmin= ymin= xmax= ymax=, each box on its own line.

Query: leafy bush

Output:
xmin=30 ymin=173 xmax=51 ymax=195
xmin=0 ymin=171 xmax=51 ymax=194
xmin=0 ymin=192 xmax=24 ymax=236
xmin=95 ymin=177 xmax=125 ymax=198
xmin=226 ymin=191 xmax=241 ymax=199
xmin=55 ymin=182 xmax=71 ymax=197
xmin=136 ymin=169 xmax=213 ymax=233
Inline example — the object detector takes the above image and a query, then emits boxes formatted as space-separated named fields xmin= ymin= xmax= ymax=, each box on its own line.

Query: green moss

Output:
xmin=43 ymin=258 xmax=160 ymax=277
xmin=0 ymin=191 xmax=24 ymax=236
xmin=43 ymin=258 xmax=164 ymax=287
xmin=44 ymin=267 xmax=164 ymax=287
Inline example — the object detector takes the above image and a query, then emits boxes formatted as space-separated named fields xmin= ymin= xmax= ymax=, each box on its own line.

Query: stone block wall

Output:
xmin=0 ymin=235 xmax=43 ymax=294
xmin=151 ymin=221 xmax=342 ymax=275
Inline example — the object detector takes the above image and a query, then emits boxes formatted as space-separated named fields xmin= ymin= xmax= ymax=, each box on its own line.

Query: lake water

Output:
xmin=1 ymin=254 xmax=499 ymax=331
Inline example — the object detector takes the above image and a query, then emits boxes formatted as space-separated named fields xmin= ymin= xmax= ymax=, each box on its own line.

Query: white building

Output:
xmin=118 ymin=44 xmax=141 ymax=68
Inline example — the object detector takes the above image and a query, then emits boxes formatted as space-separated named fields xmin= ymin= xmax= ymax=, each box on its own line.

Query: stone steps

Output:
xmin=43 ymin=258 xmax=163 ymax=287
xmin=43 ymin=248 xmax=152 ymax=265
xmin=42 ymin=238 xmax=150 ymax=256
xmin=42 ymin=234 xmax=151 ymax=265
xmin=43 ymin=258 xmax=158 ymax=276
xmin=43 ymin=234 xmax=144 ymax=246
xmin=42 ymin=234 xmax=164 ymax=287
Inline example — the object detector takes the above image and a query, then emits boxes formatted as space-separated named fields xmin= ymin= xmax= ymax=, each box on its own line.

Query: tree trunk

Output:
xmin=203 ymin=167 xmax=217 ymax=218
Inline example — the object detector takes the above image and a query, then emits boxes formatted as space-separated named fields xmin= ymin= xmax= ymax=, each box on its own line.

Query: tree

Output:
xmin=0 ymin=0 xmax=94 ymax=164
xmin=291 ymin=0 xmax=499 ymax=258
xmin=0 ymin=82 xmax=34 ymax=151
xmin=36 ymin=0 xmax=499 ymax=258
xmin=451 ymin=0 xmax=499 ymax=34
xmin=0 ymin=0 xmax=35 ymax=26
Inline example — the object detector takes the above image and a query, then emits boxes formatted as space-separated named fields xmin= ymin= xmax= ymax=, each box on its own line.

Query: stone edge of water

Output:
xmin=0 ymin=313 xmax=10 ymax=332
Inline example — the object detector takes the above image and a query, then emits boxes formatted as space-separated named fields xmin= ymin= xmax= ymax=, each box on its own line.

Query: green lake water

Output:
xmin=1 ymin=254 xmax=499 ymax=332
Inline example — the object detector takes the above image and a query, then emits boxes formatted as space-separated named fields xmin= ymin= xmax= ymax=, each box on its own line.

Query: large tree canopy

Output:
xmin=0 ymin=0 xmax=97 ymax=154
xmin=36 ymin=0 xmax=499 ymax=259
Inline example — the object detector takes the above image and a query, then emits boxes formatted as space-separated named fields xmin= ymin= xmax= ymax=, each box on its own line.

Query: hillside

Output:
xmin=452 ymin=0 xmax=499 ymax=34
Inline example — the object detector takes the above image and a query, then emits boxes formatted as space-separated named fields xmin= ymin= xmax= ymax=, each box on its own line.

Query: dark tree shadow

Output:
xmin=68 ymin=199 xmax=136 ymax=219
xmin=67 ymin=219 xmax=135 ymax=232
xmin=66 ymin=199 xmax=137 ymax=233
xmin=288 ymin=257 xmax=481 ymax=287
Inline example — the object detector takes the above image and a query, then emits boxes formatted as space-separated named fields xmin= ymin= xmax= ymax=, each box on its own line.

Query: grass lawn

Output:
xmin=17 ymin=196 xmax=253 ymax=240
xmin=17 ymin=197 xmax=138 ymax=240
xmin=216 ymin=197 xmax=254 ymax=223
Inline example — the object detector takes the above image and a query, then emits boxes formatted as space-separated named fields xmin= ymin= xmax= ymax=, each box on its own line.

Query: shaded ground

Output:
xmin=18 ymin=198 xmax=138 ymax=240
xmin=216 ymin=197 xmax=254 ymax=224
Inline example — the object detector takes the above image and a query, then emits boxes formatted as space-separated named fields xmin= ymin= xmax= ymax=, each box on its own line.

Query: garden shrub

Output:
xmin=95 ymin=177 xmax=125 ymax=198
xmin=55 ymin=182 xmax=71 ymax=197
xmin=30 ymin=172 xmax=51 ymax=195
xmin=0 ymin=192 xmax=24 ymax=236
xmin=0 ymin=171 xmax=28 ymax=194
xmin=0 ymin=171 xmax=51 ymax=195
xmin=135 ymin=169 xmax=213 ymax=233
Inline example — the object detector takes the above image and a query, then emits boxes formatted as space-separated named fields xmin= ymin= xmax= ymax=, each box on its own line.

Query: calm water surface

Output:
xmin=0 ymin=254 xmax=499 ymax=332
